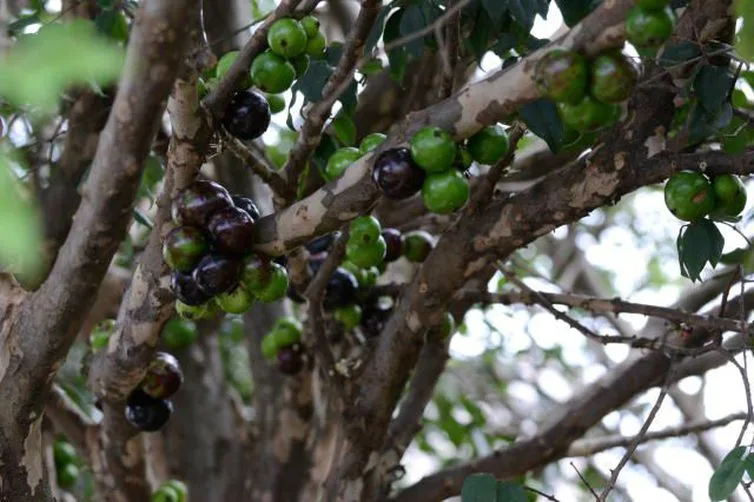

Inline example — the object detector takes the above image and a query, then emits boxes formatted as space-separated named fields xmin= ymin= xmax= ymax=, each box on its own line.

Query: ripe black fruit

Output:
xmin=372 ymin=148 xmax=426 ymax=200
xmin=360 ymin=299 xmax=393 ymax=338
xmin=141 ymin=352 xmax=183 ymax=400
xmin=276 ymin=345 xmax=304 ymax=375
xmin=207 ymin=206 xmax=255 ymax=255
xmin=171 ymin=271 xmax=211 ymax=306
xmin=172 ymin=180 xmax=233 ymax=227
xmin=323 ymin=267 xmax=359 ymax=311
xmin=222 ymin=90 xmax=271 ymax=140
xmin=193 ymin=253 xmax=242 ymax=296
xmin=232 ymin=195 xmax=260 ymax=220
xmin=381 ymin=228 xmax=402 ymax=263
xmin=125 ymin=389 xmax=173 ymax=432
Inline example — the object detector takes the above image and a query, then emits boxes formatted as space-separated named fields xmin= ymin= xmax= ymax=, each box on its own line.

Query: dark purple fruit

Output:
xmin=308 ymin=254 xmax=326 ymax=276
xmin=360 ymin=299 xmax=393 ymax=338
xmin=140 ymin=352 xmax=183 ymax=399
xmin=171 ymin=271 xmax=211 ymax=306
xmin=222 ymin=90 xmax=271 ymax=140
xmin=162 ymin=226 xmax=209 ymax=272
xmin=193 ymin=254 xmax=242 ymax=296
xmin=372 ymin=147 xmax=426 ymax=200
xmin=125 ymin=389 xmax=173 ymax=432
xmin=381 ymin=228 xmax=402 ymax=263
xmin=172 ymin=180 xmax=233 ymax=227
xmin=305 ymin=231 xmax=340 ymax=254
xmin=231 ymin=195 xmax=260 ymax=220
xmin=323 ymin=267 xmax=359 ymax=311
xmin=286 ymin=285 xmax=306 ymax=303
xmin=207 ymin=206 xmax=255 ymax=255
xmin=276 ymin=345 xmax=304 ymax=375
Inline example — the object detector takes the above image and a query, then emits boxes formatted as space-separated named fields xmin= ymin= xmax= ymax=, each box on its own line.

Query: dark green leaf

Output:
xmin=399 ymin=5 xmax=427 ymax=58
xmin=8 ymin=14 xmax=41 ymax=35
xmin=466 ymin=6 xmax=494 ymax=64
xmin=311 ymin=134 xmax=339 ymax=175
xmin=295 ymin=60 xmax=333 ymax=102
xmin=497 ymin=481 xmax=528 ymax=502
xmin=695 ymin=64 xmax=734 ymax=114
xmin=506 ymin=0 xmax=538 ymax=31
xmin=340 ymin=80 xmax=359 ymax=113
xmin=95 ymin=10 xmax=129 ymax=42
xmin=482 ymin=0 xmax=508 ymax=23
xmin=658 ymin=41 xmax=701 ymax=67
xmin=492 ymin=32 xmax=518 ymax=57
xmin=384 ymin=9 xmax=408 ymax=82
xmin=365 ymin=6 xmax=391 ymax=54
xmin=519 ymin=99 xmax=564 ymax=152
xmin=743 ymin=453 xmax=754 ymax=481
xmin=703 ymin=219 xmax=725 ymax=267
xmin=331 ymin=115 xmax=357 ymax=146
xmin=688 ymin=102 xmax=733 ymax=145
xmin=325 ymin=42 xmax=343 ymax=67
xmin=709 ymin=446 xmax=748 ymax=500
xmin=678 ymin=221 xmax=710 ymax=282
xmin=133 ymin=208 xmax=154 ymax=229
xmin=720 ymin=247 xmax=750 ymax=265
xmin=462 ymin=474 xmax=499 ymax=502
xmin=553 ymin=0 xmax=600 ymax=27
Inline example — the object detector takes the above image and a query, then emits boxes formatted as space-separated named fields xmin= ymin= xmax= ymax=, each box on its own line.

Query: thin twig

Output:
xmin=571 ymin=462 xmax=601 ymax=500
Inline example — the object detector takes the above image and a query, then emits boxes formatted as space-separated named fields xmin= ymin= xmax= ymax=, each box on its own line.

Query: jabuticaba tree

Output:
xmin=1 ymin=0 xmax=753 ymax=501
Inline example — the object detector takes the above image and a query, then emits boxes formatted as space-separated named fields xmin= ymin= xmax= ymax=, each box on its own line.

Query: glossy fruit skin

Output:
xmin=301 ymin=15 xmax=320 ymax=38
xmin=162 ymin=226 xmax=208 ymax=273
xmin=231 ymin=195 xmax=260 ymax=221
xmin=161 ymin=318 xmax=198 ymax=350
xmin=54 ymin=441 xmax=77 ymax=466
xmin=558 ymin=95 xmax=620 ymax=132
xmin=291 ymin=54 xmax=310 ymax=78
xmin=175 ymin=300 xmax=214 ymax=321
xmin=410 ymin=126 xmax=457 ymax=173
xmin=266 ymin=93 xmax=286 ymax=114
xmin=402 ymin=230 xmax=434 ymax=263
xmin=255 ymin=262 xmax=289 ymax=302
xmin=207 ymin=206 xmax=255 ymax=255
xmin=125 ymin=389 xmax=174 ymax=432
xmin=535 ymin=49 xmax=589 ymax=104
xmin=215 ymin=50 xmax=252 ymax=90
xmin=172 ymin=180 xmax=233 ymax=227
xmin=171 ymin=271 xmax=211 ymax=306
xmin=323 ymin=268 xmax=359 ymax=311
xmin=193 ymin=254 xmax=242 ymax=297
xmin=625 ymin=6 xmax=675 ymax=49
xmin=335 ymin=304 xmax=362 ymax=331
xmin=222 ymin=90 xmax=271 ymax=140
xmin=422 ymin=170 xmax=470 ymax=214
xmin=590 ymin=52 xmax=639 ymax=104
xmin=215 ymin=285 xmax=253 ymax=314
xmin=261 ymin=333 xmax=280 ymax=360
xmin=57 ymin=463 xmax=79 ymax=490
xmin=141 ymin=352 xmax=183 ymax=399
xmin=455 ymin=147 xmax=473 ymax=171
xmin=152 ymin=487 xmax=180 ymax=502
xmin=276 ymin=345 xmax=304 ymax=374
xmin=324 ymin=147 xmax=362 ymax=181
xmin=346 ymin=236 xmax=386 ymax=269
xmin=381 ymin=228 xmax=403 ymax=262
xmin=360 ymin=133 xmax=387 ymax=154
xmin=306 ymin=31 xmax=327 ymax=58
xmin=372 ymin=147 xmax=426 ymax=199
xmin=305 ymin=231 xmax=339 ymax=254
xmin=712 ymin=174 xmax=747 ymax=217
xmin=163 ymin=481 xmax=188 ymax=502
xmin=349 ymin=215 xmax=382 ymax=244
xmin=467 ymin=124 xmax=509 ymax=165
xmin=273 ymin=317 xmax=303 ymax=346
xmin=241 ymin=254 xmax=271 ymax=293
xmin=251 ymin=51 xmax=296 ymax=93
xmin=664 ymin=171 xmax=716 ymax=222
xmin=267 ymin=18 xmax=308 ymax=59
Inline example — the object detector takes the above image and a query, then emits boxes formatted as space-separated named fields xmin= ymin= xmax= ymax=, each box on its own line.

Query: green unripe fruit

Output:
xmin=251 ymin=51 xmax=296 ymax=93
xmin=273 ymin=317 xmax=303 ymax=344
xmin=175 ymin=300 xmax=214 ymax=321
xmin=422 ymin=169 xmax=470 ymax=214
xmin=301 ymin=16 xmax=320 ymax=38
xmin=54 ymin=441 xmax=77 ymax=466
xmin=261 ymin=333 xmax=279 ymax=360
xmin=466 ymin=124 xmax=509 ymax=165
xmin=163 ymin=481 xmax=188 ymax=502
xmin=636 ymin=0 xmax=670 ymax=10
xmin=215 ymin=286 xmax=254 ymax=314
xmin=306 ymin=31 xmax=327 ymax=58
xmin=712 ymin=174 xmax=747 ymax=217
xmin=267 ymin=18 xmax=308 ymax=59
xmin=410 ymin=126 xmax=457 ymax=173
xmin=151 ymin=486 xmax=180 ymax=502
xmin=455 ymin=147 xmax=473 ymax=170
xmin=558 ymin=95 xmax=620 ymax=132
xmin=90 ymin=330 xmax=110 ymax=351
xmin=590 ymin=51 xmax=639 ymax=104
xmin=334 ymin=304 xmax=362 ymax=331
xmin=359 ymin=133 xmax=387 ymax=154
xmin=57 ymin=463 xmax=79 ymax=490
xmin=349 ymin=215 xmax=382 ymax=244
xmin=216 ymin=50 xmax=253 ymax=89
xmin=197 ymin=78 xmax=210 ymax=99
xmin=625 ymin=6 xmax=675 ymax=49
xmin=255 ymin=263 xmax=289 ymax=302
xmin=291 ymin=54 xmax=310 ymax=78
xmin=535 ymin=49 xmax=589 ymax=104
xmin=266 ymin=94 xmax=286 ymax=114
xmin=664 ymin=171 xmax=716 ymax=222
xmin=162 ymin=226 xmax=209 ymax=273
xmin=324 ymin=147 xmax=362 ymax=181
xmin=402 ymin=230 xmax=434 ymax=263
xmin=161 ymin=318 xmax=198 ymax=350
xmin=346 ymin=236 xmax=386 ymax=269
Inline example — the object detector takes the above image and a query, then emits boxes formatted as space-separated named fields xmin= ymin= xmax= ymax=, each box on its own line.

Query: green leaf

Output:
xmin=709 ymin=446 xmax=748 ymax=500
xmin=0 ymin=20 xmax=124 ymax=113
xmin=462 ymin=474 xmax=499 ymax=502
xmin=678 ymin=221 xmax=711 ymax=282
xmin=365 ymin=6 xmax=391 ymax=54
xmin=694 ymin=64 xmax=735 ymax=114
xmin=250 ymin=0 xmax=276 ymax=21
xmin=497 ymin=481 xmax=528 ymax=502
xmin=658 ymin=40 xmax=701 ymax=67
xmin=736 ymin=0 xmax=754 ymax=61
xmin=399 ymin=5 xmax=427 ymax=58
xmin=94 ymin=10 xmax=129 ymax=42
xmin=482 ymin=0 xmax=508 ymax=24
xmin=519 ymin=98 xmax=564 ymax=152
xmin=384 ymin=9 xmax=408 ymax=82
xmin=331 ymin=115 xmax=357 ymax=146
xmin=466 ymin=5 xmax=495 ymax=64
xmin=703 ymin=219 xmax=725 ymax=267
xmin=506 ymin=0 xmax=538 ymax=31
xmin=294 ymin=60 xmax=333 ymax=102
xmin=0 ymin=149 xmax=43 ymax=278
xmin=688 ymin=102 xmax=733 ymax=145
xmin=720 ymin=247 xmax=749 ymax=265
xmin=553 ymin=0 xmax=600 ymax=27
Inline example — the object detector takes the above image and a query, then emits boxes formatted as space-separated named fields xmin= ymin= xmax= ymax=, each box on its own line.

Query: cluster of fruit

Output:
xmin=625 ymin=0 xmax=675 ymax=55
xmin=124 ymin=352 xmax=183 ymax=432
xmin=369 ymin=124 xmax=509 ymax=214
xmin=535 ymin=48 xmax=637 ymax=133
xmin=164 ymin=179 xmax=288 ymax=320
xmin=664 ymin=172 xmax=747 ymax=222
xmin=53 ymin=438 xmax=80 ymax=491
xmin=151 ymin=480 xmax=188 ymax=502
xmin=324 ymin=132 xmax=387 ymax=181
